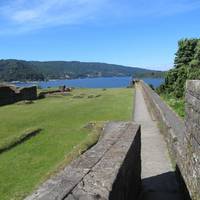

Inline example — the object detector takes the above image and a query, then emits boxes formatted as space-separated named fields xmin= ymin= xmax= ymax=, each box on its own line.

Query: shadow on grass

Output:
xmin=0 ymin=128 xmax=42 ymax=154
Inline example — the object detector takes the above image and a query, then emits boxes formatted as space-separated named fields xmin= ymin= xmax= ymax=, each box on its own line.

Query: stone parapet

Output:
xmin=25 ymin=122 xmax=141 ymax=200
xmin=140 ymin=80 xmax=200 ymax=200
xmin=184 ymin=81 xmax=200 ymax=200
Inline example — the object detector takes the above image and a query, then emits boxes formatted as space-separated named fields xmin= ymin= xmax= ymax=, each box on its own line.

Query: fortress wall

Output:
xmin=19 ymin=86 xmax=37 ymax=101
xmin=140 ymin=81 xmax=185 ymax=160
xmin=140 ymin=80 xmax=200 ymax=200
xmin=184 ymin=81 xmax=200 ymax=200
xmin=0 ymin=86 xmax=17 ymax=105
xmin=0 ymin=85 xmax=37 ymax=106
xmin=25 ymin=122 xmax=141 ymax=200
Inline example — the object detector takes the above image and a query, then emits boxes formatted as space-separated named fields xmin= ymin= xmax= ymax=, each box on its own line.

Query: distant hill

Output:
xmin=0 ymin=60 xmax=44 ymax=82
xmin=0 ymin=59 xmax=165 ymax=82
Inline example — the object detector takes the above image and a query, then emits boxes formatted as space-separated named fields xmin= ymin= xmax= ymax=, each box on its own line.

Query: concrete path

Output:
xmin=134 ymin=84 xmax=183 ymax=200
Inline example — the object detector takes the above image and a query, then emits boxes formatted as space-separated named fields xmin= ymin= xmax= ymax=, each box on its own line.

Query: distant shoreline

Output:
xmin=5 ymin=77 xmax=164 ymax=89
xmin=0 ymin=59 xmax=165 ymax=83
xmin=7 ymin=75 xmax=164 ymax=84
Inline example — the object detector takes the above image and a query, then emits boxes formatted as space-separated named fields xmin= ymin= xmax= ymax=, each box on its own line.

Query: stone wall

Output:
xmin=25 ymin=122 xmax=141 ymax=200
xmin=140 ymin=80 xmax=200 ymax=200
xmin=0 ymin=85 xmax=17 ymax=105
xmin=19 ymin=86 xmax=37 ymax=101
xmin=184 ymin=81 xmax=200 ymax=200
xmin=109 ymin=125 xmax=141 ymax=200
xmin=0 ymin=85 xmax=37 ymax=106
xmin=140 ymin=81 xmax=185 ymax=159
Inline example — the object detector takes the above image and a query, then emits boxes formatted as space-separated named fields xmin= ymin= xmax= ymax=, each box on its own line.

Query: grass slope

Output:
xmin=0 ymin=88 xmax=133 ymax=200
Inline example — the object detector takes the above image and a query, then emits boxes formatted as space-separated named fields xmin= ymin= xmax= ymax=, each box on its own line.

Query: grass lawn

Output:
xmin=0 ymin=88 xmax=133 ymax=200
xmin=160 ymin=93 xmax=185 ymax=118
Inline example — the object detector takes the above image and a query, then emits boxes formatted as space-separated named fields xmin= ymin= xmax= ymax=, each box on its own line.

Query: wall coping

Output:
xmin=25 ymin=122 xmax=141 ymax=200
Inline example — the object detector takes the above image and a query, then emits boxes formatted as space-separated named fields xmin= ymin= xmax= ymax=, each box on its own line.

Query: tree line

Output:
xmin=0 ymin=59 xmax=165 ymax=82
xmin=157 ymin=38 xmax=200 ymax=98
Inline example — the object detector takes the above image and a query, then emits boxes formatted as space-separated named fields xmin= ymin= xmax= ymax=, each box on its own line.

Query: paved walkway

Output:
xmin=134 ymin=84 xmax=183 ymax=200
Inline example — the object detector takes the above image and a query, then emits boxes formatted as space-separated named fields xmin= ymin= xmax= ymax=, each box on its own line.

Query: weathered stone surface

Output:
xmin=185 ymin=118 xmax=200 ymax=145
xmin=140 ymin=80 xmax=200 ymax=200
xmin=134 ymin=84 xmax=185 ymax=200
xmin=184 ymin=81 xmax=200 ymax=200
xmin=140 ymin=81 xmax=186 ymax=167
xmin=25 ymin=122 xmax=141 ymax=200
xmin=185 ymin=92 xmax=200 ymax=113
xmin=186 ymin=80 xmax=200 ymax=100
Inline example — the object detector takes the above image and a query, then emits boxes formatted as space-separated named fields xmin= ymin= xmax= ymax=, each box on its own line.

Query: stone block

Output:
xmin=186 ymin=80 xmax=200 ymax=100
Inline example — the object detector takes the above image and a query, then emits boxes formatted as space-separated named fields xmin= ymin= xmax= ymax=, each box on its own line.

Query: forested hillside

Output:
xmin=0 ymin=60 xmax=44 ymax=82
xmin=0 ymin=59 xmax=164 ymax=82
xmin=158 ymin=38 xmax=200 ymax=98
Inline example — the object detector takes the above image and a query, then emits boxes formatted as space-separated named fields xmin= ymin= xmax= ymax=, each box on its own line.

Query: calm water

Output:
xmin=142 ymin=78 xmax=164 ymax=88
xmin=13 ymin=77 xmax=164 ymax=89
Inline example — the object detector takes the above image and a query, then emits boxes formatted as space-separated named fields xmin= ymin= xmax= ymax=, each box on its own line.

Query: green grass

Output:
xmin=0 ymin=88 xmax=133 ymax=200
xmin=160 ymin=93 xmax=185 ymax=118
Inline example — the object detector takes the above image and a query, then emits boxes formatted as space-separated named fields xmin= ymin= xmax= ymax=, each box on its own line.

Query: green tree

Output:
xmin=188 ymin=40 xmax=200 ymax=79
xmin=157 ymin=38 xmax=200 ymax=98
xmin=174 ymin=39 xmax=198 ymax=68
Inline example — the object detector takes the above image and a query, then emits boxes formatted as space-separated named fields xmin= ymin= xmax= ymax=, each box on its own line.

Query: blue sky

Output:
xmin=0 ymin=0 xmax=200 ymax=70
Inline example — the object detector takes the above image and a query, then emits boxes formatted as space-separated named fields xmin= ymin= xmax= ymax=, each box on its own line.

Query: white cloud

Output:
xmin=0 ymin=0 xmax=200 ymax=34
xmin=0 ymin=0 xmax=108 ymax=33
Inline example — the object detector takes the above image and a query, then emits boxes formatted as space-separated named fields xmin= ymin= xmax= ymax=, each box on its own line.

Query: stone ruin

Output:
xmin=0 ymin=84 xmax=37 ymax=106
xmin=38 ymin=86 xmax=72 ymax=99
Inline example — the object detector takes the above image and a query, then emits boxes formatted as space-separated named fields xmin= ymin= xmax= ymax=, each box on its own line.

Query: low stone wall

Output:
xmin=109 ymin=125 xmax=141 ymax=200
xmin=140 ymin=81 xmax=185 ymax=158
xmin=0 ymin=85 xmax=37 ymax=106
xmin=140 ymin=80 xmax=200 ymax=200
xmin=25 ymin=122 xmax=141 ymax=200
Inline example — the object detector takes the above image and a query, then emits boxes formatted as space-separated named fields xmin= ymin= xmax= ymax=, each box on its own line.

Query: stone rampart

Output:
xmin=184 ymin=81 xmax=200 ymax=200
xmin=140 ymin=80 xmax=200 ymax=200
xmin=25 ymin=122 xmax=141 ymax=200
xmin=0 ymin=85 xmax=37 ymax=106
xmin=0 ymin=85 xmax=17 ymax=105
